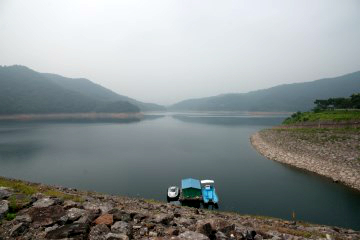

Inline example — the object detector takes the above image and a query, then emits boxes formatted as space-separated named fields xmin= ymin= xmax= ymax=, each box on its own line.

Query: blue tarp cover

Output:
xmin=181 ymin=178 xmax=201 ymax=189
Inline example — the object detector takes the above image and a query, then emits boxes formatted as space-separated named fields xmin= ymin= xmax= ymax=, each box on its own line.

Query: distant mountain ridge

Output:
xmin=0 ymin=65 xmax=164 ymax=115
xmin=170 ymin=71 xmax=360 ymax=112
xmin=42 ymin=73 xmax=165 ymax=112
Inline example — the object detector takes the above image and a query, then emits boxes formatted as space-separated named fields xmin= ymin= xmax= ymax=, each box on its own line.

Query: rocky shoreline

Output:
xmin=1 ymin=177 xmax=360 ymax=239
xmin=250 ymin=128 xmax=360 ymax=191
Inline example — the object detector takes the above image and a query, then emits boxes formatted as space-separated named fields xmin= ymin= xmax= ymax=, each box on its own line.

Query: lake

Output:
xmin=0 ymin=112 xmax=359 ymax=230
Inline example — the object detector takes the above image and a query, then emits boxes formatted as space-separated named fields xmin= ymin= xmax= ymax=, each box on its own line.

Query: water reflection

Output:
xmin=172 ymin=114 xmax=286 ymax=126
xmin=0 ymin=142 xmax=43 ymax=161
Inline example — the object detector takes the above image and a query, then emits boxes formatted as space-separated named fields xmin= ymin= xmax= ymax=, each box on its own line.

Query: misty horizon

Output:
xmin=1 ymin=0 xmax=360 ymax=105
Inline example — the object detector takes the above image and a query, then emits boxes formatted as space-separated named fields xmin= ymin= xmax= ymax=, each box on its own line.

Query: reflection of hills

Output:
xmin=0 ymin=142 xmax=42 ymax=160
xmin=172 ymin=114 xmax=285 ymax=126
xmin=142 ymin=115 xmax=165 ymax=122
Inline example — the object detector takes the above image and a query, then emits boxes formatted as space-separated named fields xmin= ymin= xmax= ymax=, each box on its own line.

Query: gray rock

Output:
xmin=153 ymin=213 xmax=174 ymax=225
xmin=149 ymin=231 xmax=157 ymax=237
xmin=0 ymin=200 xmax=9 ymax=219
xmin=0 ymin=187 xmax=12 ymax=200
xmin=83 ymin=202 xmax=101 ymax=212
xmin=10 ymin=222 xmax=29 ymax=237
xmin=33 ymin=197 xmax=55 ymax=208
xmin=75 ymin=210 xmax=100 ymax=225
xmin=99 ymin=202 xmax=115 ymax=214
xmin=133 ymin=212 xmax=147 ymax=223
xmin=196 ymin=222 xmax=215 ymax=239
xmin=111 ymin=221 xmax=131 ymax=236
xmin=45 ymin=224 xmax=59 ymax=233
xmin=63 ymin=200 xmax=81 ymax=210
xmin=89 ymin=224 xmax=110 ymax=240
xmin=108 ymin=208 xmax=132 ymax=222
xmin=45 ymin=223 xmax=89 ymax=239
xmin=14 ymin=214 xmax=32 ymax=223
xmin=84 ymin=201 xmax=115 ymax=214
xmin=29 ymin=205 xmax=66 ymax=227
xmin=177 ymin=231 xmax=210 ymax=240
xmin=139 ymin=227 xmax=148 ymax=236
xmin=215 ymin=231 xmax=228 ymax=240
xmin=66 ymin=208 xmax=87 ymax=222
xmin=105 ymin=232 xmax=129 ymax=240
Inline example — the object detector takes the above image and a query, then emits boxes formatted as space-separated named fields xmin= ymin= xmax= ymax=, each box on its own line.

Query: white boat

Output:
xmin=167 ymin=186 xmax=180 ymax=202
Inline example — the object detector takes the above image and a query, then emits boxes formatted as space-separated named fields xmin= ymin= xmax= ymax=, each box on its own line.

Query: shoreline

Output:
xmin=250 ymin=129 xmax=360 ymax=191
xmin=0 ymin=112 xmax=144 ymax=122
xmin=1 ymin=176 xmax=359 ymax=239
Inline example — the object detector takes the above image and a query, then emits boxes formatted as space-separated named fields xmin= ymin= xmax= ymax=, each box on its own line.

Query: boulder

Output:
xmin=196 ymin=219 xmax=235 ymax=237
xmin=149 ymin=231 xmax=157 ymax=237
xmin=215 ymin=231 xmax=228 ymax=240
xmin=63 ymin=200 xmax=81 ymax=210
xmin=99 ymin=202 xmax=115 ymax=214
xmin=0 ymin=187 xmax=12 ymax=200
xmin=66 ymin=207 xmax=87 ymax=222
xmin=0 ymin=200 xmax=9 ymax=219
xmin=132 ymin=212 xmax=148 ymax=223
xmin=111 ymin=221 xmax=132 ymax=236
xmin=33 ymin=197 xmax=55 ymax=208
xmin=10 ymin=222 xmax=29 ymax=237
xmin=196 ymin=222 xmax=216 ymax=239
xmin=177 ymin=231 xmax=210 ymax=240
xmin=153 ymin=213 xmax=174 ymax=225
xmin=108 ymin=208 xmax=132 ymax=222
xmin=94 ymin=214 xmax=114 ymax=226
xmin=14 ymin=214 xmax=32 ymax=223
xmin=89 ymin=224 xmax=110 ymax=240
xmin=84 ymin=202 xmax=101 ymax=212
xmin=105 ymin=232 xmax=129 ymax=240
xmin=166 ymin=227 xmax=180 ymax=236
xmin=175 ymin=218 xmax=196 ymax=227
xmin=45 ymin=223 xmax=89 ymax=239
xmin=76 ymin=210 xmax=100 ymax=225
xmin=84 ymin=201 xmax=115 ymax=214
xmin=29 ymin=205 xmax=66 ymax=228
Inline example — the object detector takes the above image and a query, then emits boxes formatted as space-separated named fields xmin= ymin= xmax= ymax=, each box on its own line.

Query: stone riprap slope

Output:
xmin=1 ymin=178 xmax=359 ymax=239
xmin=251 ymin=128 xmax=360 ymax=191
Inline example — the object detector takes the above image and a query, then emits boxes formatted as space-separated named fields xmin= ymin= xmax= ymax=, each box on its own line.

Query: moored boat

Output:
xmin=167 ymin=186 xmax=180 ymax=202
xmin=179 ymin=178 xmax=202 ymax=207
xmin=201 ymin=179 xmax=219 ymax=209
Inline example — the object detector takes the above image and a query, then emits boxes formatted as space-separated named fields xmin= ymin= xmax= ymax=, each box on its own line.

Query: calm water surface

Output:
xmin=0 ymin=113 xmax=359 ymax=230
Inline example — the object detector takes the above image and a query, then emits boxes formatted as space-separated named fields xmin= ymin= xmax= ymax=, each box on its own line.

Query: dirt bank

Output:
xmin=250 ymin=128 xmax=360 ymax=191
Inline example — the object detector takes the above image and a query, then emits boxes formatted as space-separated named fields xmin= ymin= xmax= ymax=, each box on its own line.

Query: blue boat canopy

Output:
xmin=181 ymin=178 xmax=201 ymax=189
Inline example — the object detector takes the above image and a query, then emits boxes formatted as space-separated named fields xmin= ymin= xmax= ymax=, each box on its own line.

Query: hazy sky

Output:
xmin=1 ymin=0 xmax=360 ymax=105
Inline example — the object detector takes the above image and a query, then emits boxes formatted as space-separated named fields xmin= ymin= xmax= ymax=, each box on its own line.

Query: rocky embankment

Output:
xmin=251 ymin=128 xmax=360 ymax=191
xmin=1 ymin=178 xmax=359 ymax=239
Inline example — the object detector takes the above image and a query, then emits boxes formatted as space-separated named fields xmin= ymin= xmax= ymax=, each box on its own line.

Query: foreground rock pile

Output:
xmin=251 ymin=128 xmax=360 ymax=191
xmin=1 ymin=181 xmax=360 ymax=239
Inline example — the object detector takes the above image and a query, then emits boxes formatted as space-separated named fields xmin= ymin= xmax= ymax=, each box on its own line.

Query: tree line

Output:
xmin=313 ymin=93 xmax=360 ymax=111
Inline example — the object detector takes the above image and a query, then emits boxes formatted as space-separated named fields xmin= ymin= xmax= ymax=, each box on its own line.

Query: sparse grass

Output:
xmin=0 ymin=178 xmax=38 ymax=195
xmin=0 ymin=177 xmax=84 ymax=204
xmin=8 ymin=195 xmax=18 ymax=212
xmin=274 ymin=127 xmax=360 ymax=134
xmin=283 ymin=110 xmax=360 ymax=125
xmin=5 ymin=213 xmax=16 ymax=221
xmin=276 ymin=227 xmax=313 ymax=238
xmin=143 ymin=198 xmax=162 ymax=204
xmin=42 ymin=189 xmax=84 ymax=203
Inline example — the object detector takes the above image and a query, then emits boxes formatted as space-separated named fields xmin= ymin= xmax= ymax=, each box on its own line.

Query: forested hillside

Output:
xmin=170 ymin=71 xmax=360 ymax=112
xmin=0 ymin=65 xmax=139 ymax=114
